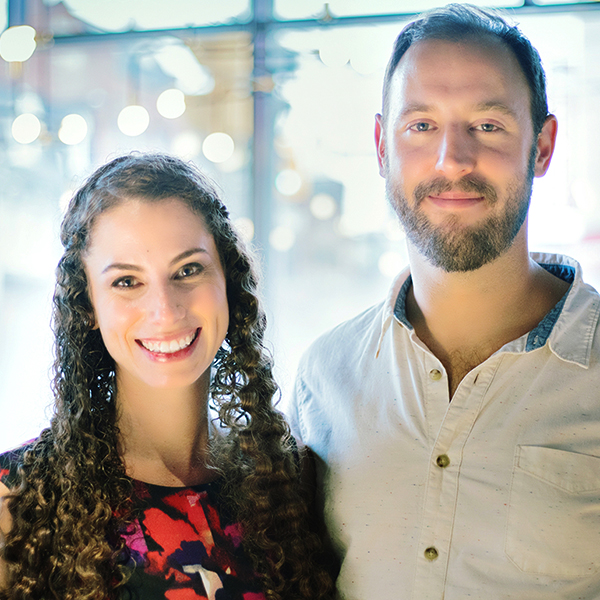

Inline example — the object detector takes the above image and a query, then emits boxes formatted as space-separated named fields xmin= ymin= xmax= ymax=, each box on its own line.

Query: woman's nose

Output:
xmin=146 ymin=284 xmax=185 ymax=325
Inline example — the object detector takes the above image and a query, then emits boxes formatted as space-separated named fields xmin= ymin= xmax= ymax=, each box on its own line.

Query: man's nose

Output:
xmin=435 ymin=126 xmax=476 ymax=180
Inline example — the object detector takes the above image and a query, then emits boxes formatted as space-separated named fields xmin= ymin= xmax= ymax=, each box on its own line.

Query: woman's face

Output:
xmin=83 ymin=198 xmax=229 ymax=392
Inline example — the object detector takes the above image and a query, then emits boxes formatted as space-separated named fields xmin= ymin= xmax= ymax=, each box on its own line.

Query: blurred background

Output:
xmin=1 ymin=0 xmax=599 ymax=450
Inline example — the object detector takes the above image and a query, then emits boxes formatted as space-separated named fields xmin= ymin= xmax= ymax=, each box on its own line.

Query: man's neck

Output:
xmin=405 ymin=242 xmax=570 ymax=398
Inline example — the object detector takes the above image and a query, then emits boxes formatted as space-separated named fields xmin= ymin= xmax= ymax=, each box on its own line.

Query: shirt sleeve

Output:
xmin=285 ymin=367 xmax=308 ymax=443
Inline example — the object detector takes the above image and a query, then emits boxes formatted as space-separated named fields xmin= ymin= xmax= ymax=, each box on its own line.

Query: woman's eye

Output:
xmin=175 ymin=263 xmax=203 ymax=279
xmin=112 ymin=276 xmax=139 ymax=288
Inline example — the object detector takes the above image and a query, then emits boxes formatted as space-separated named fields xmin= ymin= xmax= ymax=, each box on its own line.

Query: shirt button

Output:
xmin=436 ymin=454 xmax=450 ymax=468
xmin=424 ymin=546 xmax=439 ymax=561
xmin=429 ymin=369 xmax=442 ymax=381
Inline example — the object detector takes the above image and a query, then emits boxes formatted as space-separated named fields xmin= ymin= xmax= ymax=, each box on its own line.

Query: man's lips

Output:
xmin=427 ymin=193 xmax=485 ymax=208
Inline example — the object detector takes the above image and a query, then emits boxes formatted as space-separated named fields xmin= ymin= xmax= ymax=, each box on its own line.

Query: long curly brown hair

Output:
xmin=0 ymin=153 xmax=334 ymax=600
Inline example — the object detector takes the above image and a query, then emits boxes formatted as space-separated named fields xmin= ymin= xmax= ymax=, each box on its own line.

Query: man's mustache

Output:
xmin=413 ymin=175 xmax=498 ymax=204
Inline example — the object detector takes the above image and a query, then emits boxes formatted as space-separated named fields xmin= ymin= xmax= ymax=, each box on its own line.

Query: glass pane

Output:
xmin=269 ymin=23 xmax=408 ymax=395
xmin=56 ymin=0 xmax=251 ymax=33
xmin=275 ymin=0 xmax=523 ymax=20
xmin=0 ymin=0 xmax=6 ymax=31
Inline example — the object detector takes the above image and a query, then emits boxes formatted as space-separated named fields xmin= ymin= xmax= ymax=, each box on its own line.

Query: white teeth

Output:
xmin=140 ymin=331 xmax=196 ymax=354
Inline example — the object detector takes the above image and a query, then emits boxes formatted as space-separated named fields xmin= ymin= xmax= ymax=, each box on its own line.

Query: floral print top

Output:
xmin=0 ymin=444 xmax=265 ymax=600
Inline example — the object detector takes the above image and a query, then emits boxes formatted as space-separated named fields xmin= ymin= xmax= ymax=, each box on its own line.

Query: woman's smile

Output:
xmin=136 ymin=328 xmax=201 ymax=359
xmin=84 ymin=198 xmax=229 ymax=391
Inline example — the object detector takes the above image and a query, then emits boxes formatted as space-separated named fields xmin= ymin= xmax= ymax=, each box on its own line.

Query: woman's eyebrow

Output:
xmin=101 ymin=262 xmax=142 ymax=274
xmin=169 ymin=248 xmax=208 ymax=266
xmin=101 ymin=248 xmax=209 ymax=274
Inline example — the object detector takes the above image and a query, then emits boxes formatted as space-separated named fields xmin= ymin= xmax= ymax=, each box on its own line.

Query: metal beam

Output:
xmin=48 ymin=1 xmax=600 ymax=45
xmin=251 ymin=0 xmax=275 ymax=273
xmin=7 ymin=0 xmax=26 ymax=27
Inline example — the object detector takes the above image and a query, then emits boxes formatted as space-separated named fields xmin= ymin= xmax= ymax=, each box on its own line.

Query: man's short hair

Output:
xmin=382 ymin=3 xmax=549 ymax=136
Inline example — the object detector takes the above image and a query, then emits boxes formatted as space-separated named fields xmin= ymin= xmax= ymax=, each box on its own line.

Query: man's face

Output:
xmin=375 ymin=37 xmax=553 ymax=272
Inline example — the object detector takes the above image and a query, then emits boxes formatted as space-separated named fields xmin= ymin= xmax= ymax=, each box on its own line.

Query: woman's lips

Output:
xmin=136 ymin=328 xmax=200 ymax=361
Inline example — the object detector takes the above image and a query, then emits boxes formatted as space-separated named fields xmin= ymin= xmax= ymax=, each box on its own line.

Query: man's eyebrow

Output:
xmin=474 ymin=101 xmax=519 ymax=119
xmin=398 ymin=101 xmax=519 ymax=120
xmin=101 ymin=248 xmax=208 ymax=274
xmin=399 ymin=102 xmax=433 ymax=119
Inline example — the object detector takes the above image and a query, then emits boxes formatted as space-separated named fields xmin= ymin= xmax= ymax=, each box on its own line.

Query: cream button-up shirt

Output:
xmin=288 ymin=253 xmax=600 ymax=600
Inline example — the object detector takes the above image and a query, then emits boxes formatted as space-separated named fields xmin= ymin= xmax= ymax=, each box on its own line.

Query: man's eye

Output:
xmin=113 ymin=276 xmax=138 ymax=288
xmin=175 ymin=263 xmax=202 ymax=279
xmin=476 ymin=123 xmax=499 ymax=132
xmin=410 ymin=122 xmax=431 ymax=132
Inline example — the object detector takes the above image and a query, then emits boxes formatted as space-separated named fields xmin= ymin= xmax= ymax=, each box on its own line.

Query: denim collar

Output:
xmin=392 ymin=263 xmax=576 ymax=352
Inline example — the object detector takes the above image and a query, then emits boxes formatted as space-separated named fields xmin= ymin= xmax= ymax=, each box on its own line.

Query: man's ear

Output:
xmin=375 ymin=113 xmax=387 ymax=177
xmin=534 ymin=114 xmax=558 ymax=178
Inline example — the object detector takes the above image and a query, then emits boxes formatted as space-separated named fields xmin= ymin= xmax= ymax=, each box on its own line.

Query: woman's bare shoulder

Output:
xmin=0 ymin=479 xmax=13 ymax=533
xmin=0 ymin=480 xmax=12 ymax=589
xmin=0 ymin=480 xmax=9 ymax=498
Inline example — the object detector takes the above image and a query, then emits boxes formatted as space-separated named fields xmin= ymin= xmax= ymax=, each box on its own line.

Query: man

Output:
xmin=288 ymin=4 xmax=600 ymax=599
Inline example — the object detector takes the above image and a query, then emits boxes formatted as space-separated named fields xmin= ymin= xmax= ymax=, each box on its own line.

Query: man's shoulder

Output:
xmin=299 ymin=300 xmax=388 ymax=371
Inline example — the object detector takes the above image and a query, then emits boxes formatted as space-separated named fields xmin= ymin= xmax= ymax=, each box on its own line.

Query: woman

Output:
xmin=0 ymin=153 xmax=334 ymax=599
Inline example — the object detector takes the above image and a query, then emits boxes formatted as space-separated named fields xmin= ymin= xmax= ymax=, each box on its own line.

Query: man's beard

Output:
xmin=386 ymin=149 xmax=536 ymax=273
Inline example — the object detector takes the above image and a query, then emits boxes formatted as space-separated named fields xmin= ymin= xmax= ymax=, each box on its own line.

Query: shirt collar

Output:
xmin=379 ymin=253 xmax=599 ymax=368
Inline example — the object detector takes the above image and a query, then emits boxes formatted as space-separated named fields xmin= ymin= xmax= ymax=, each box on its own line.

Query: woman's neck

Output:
xmin=115 ymin=372 xmax=219 ymax=487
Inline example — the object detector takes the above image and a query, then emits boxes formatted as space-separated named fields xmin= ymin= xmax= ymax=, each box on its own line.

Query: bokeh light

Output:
xmin=310 ymin=193 xmax=337 ymax=220
xmin=0 ymin=26 xmax=37 ymax=62
xmin=378 ymin=251 xmax=406 ymax=279
xmin=269 ymin=225 xmax=296 ymax=252
xmin=275 ymin=169 xmax=302 ymax=196
xmin=233 ymin=217 xmax=255 ymax=242
xmin=318 ymin=38 xmax=350 ymax=68
xmin=202 ymin=132 xmax=235 ymax=163
xmin=58 ymin=113 xmax=88 ymax=145
xmin=11 ymin=113 xmax=41 ymax=144
xmin=172 ymin=131 xmax=202 ymax=158
xmin=117 ymin=105 xmax=150 ymax=136
xmin=156 ymin=88 xmax=186 ymax=119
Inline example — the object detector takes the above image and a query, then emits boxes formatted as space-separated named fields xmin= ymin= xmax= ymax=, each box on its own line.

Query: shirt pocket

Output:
xmin=505 ymin=445 xmax=600 ymax=578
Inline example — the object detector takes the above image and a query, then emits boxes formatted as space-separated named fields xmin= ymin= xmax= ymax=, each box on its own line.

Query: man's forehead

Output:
xmin=389 ymin=36 xmax=530 ymax=103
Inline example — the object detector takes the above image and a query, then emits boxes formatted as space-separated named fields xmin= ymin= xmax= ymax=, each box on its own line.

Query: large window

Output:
xmin=1 ymin=1 xmax=600 ymax=449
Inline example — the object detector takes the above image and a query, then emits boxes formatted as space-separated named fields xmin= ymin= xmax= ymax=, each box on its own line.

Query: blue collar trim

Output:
xmin=394 ymin=275 xmax=414 ymax=329
xmin=525 ymin=263 xmax=575 ymax=351
xmin=393 ymin=263 xmax=576 ymax=351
